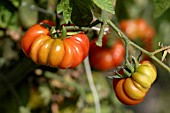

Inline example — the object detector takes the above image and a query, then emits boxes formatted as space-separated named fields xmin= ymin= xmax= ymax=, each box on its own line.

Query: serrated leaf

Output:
xmin=57 ymin=0 xmax=72 ymax=24
xmin=56 ymin=0 xmax=64 ymax=13
xmin=92 ymin=0 xmax=115 ymax=14
xmin=71 ymin=0 xmax=93 ymax=27
xmin=63 ymin=4 xmax=72 ymax=23
xmin=153 ymin=0 xmax=170 ymax=18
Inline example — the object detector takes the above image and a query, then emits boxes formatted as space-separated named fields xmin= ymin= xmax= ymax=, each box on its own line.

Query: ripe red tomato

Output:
xmin=120 ymin=18 xmax=155 ymax=40
xmin=119 ymin=19 xmax=138 ymax=40
xmin=112 ymin=61 xmax=157 ymax=105
xmin=89 ymin=36 xmax=125 ymax=71
xmin=21 ymin=20 xmax=90 ymax=69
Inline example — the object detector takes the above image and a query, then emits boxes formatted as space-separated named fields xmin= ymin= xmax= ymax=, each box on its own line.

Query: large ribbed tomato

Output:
xmin=112 ymin=61 xmax=157 ymax=105
xmin=20 ymin=20 xmax=90 ymax=69
xmin=89 ymin=36 xmax=125 ymax=71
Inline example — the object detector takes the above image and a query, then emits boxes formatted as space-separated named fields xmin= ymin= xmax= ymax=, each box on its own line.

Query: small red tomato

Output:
xmin=89 ymin=36 xmax=125 ymax=71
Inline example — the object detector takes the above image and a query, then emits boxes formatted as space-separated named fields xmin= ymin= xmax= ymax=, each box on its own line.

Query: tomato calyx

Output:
xmin=50 ymin=25 xmax=83 ymax=40
xmin=112 ymin=58 xmax=157 ymax=105
xmin=40 ymin=21 xmax=84 ymax=40
xmin=109 ymin=56 xmax=140 ymax=79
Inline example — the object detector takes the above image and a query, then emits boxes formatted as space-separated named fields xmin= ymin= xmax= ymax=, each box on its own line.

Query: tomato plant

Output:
xmin=21 ymin=20 xmax=90 ymax=69
xmin=112 ymin=61 xmax=157 ymax=105
xmin=89 ymin=36 xmax=125 ymax=71
xmin=120 ymin=18 xmax=155 ymax=61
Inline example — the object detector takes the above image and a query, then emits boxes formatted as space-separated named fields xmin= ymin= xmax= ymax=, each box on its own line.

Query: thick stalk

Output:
xmin=107 ymin=19 xmax=170 ymax=73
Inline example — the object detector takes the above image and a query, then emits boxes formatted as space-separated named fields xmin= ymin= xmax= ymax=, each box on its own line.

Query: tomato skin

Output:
xmin=112 ymin=61 xmax=157 ymax=105
xmin=32 ymin=33 xmax=88 ymax=68
xmin=21 ymin=24 xmax=50 ymax=56
xmin=113 ymin=78 xmax=144 ymax=105
xmin=89 ymin=36 xmax=125 ymax=71
xmin=132 ymin=61 xmax=157 ymax=88
xmin=21 ymin=21 xmax=89 ymax=69
xmin=21 ymin=20 xmax=56 ymax=56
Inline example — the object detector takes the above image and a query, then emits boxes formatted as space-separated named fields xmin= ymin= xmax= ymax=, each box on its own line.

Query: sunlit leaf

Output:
xmin=92 ymin=0 xmax=115 ymax=14
xmin=57 ymin=0 xmax=72 ymax=23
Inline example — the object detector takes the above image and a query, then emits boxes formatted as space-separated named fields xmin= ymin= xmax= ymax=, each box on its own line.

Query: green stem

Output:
xmin=60 ymin=26 xmax=67 ymax=39
xmin=107 ymin=19 xmax=170 ymax=73
xmin=129 ymin=41 xmax=170 ymax=72
xmin=96 ymin=21 xmax=107 ymax=47
xmin=64 ymin=26 xmax=89 ymax=31
xmin=67 ymin=32 xmax=80 ymax=36
xmin=151 ymin=45 xmax=170 ymax=55
xmin=107 ymin=20 xmax=130 ymax=62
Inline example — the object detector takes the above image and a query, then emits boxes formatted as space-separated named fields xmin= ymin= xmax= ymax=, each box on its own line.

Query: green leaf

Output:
xmin=71 ymin=0 xmax=93 ymax=27
xmin=153 ymin=0 xmax=170 ymax=18
xmin=57 ymin=0 xmax=72 ymax=24
xmin=92 ymin=0 xmax=115 ymax=14
xmin=56 ymin=0 xmax=64 ymax=13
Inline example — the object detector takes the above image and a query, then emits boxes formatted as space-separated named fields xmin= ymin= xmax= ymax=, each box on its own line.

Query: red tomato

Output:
xmin=21 ymin=21 xmax=90 ymax=69
xmin=120 ymin=18 xmax=155 ymax=40
xmin=112 ymin=61 xmax=157 ymax=105
xmin=120 ymin=19 xmax=138 ymax=40
xmin=113 ymin=78 xmax=144 ymax=105
xmin=89 ymin=36 xmax=125 ymax=71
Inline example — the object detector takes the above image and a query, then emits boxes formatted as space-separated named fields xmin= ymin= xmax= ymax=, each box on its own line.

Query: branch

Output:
xmin=151 ymin=45 xmax=170 ymax=55
xmin=84 ymin=57 xmax=101 ymax=113
xmin=107 ymin=20 xmax=170 ymax=73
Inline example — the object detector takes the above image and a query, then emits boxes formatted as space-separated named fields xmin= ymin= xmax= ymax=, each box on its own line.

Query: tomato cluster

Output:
xmin=89 ymin=36 xmax=125 ymax=71
xmin=21 ymin=20 xmax=90 ymax=69
xmin=112 ymin=61 xmax=157 ymax=105
xmin=120 ymin=18 xmax=155 ymax=40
